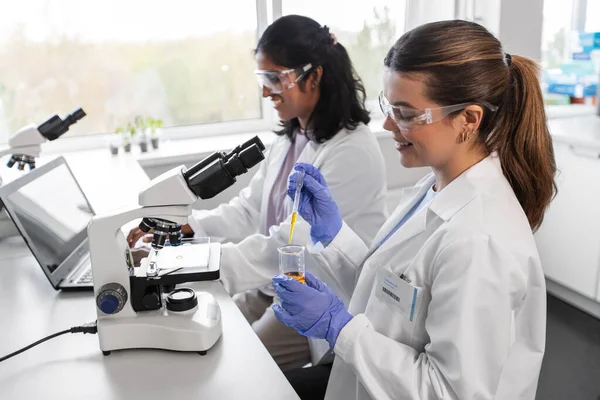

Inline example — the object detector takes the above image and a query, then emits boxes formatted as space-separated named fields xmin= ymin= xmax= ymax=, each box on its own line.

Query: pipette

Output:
xmin=288 ymin=170 xmax=305 ymax=244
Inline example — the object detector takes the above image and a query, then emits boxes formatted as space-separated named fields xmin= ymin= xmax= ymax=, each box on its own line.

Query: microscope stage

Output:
xmin=136 ymin=242 xmax=221 ymax=283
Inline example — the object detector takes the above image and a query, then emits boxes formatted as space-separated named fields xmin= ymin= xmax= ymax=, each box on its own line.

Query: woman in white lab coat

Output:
xmin=272 ymin=20 xmax=557 ymax=400
xmin=127 ymin=15 xmax=388 ymax=371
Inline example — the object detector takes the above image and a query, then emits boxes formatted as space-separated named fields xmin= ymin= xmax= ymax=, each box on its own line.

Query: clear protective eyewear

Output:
xmin=254 ymin=63 xmax=313 ymax=94
xmin=378 ymin=90 xmax=499 ymax=131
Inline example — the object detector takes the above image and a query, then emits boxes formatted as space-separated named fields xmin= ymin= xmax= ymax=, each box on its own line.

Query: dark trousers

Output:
xmin=284 ymin=363 xmax=333 ymax=400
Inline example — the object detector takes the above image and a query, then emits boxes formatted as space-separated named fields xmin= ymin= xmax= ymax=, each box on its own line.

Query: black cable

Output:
xmin=0 ymin=321 xmax=97 ymax=363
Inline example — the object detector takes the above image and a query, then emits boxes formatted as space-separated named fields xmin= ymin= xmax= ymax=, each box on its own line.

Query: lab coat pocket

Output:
xmin=365 ymin=265 xmax=424 ymax=347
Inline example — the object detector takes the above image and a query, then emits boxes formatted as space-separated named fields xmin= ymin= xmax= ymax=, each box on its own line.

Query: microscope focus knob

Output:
xmin=142 ymin=292 xmax=161 ymax=310
xmin=97 ymin=283 xmax=128 ymax=314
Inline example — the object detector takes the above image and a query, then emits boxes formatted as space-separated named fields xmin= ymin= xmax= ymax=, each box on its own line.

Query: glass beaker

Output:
xmin=278 ymin=245 xmax=306 ymax=284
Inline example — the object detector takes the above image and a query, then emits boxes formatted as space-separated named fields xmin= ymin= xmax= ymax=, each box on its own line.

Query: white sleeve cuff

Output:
xmin=329 ymin=222 xmax=369 ymax=267
xmin=306 ymin=222 xmax=367 ymax=264
xmin=187 ymin=210 xmax=208 ymax=238
xmin=334 ymin=313 xmax=371 ymax=361
xmin=306 ymin=240 xmax=325 ymax=254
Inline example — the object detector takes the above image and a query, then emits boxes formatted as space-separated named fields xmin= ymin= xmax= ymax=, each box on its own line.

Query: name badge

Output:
xmin=375 ymin=268 xmax=419 ymax=322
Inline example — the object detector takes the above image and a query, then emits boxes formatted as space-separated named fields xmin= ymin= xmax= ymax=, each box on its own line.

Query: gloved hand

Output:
xmin=272 ymin=272 xmax=353 ymax=349
xmin=288 ymin=163 xmax=342 ymax=246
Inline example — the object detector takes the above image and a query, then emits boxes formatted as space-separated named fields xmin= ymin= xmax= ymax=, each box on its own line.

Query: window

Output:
xmin=0 ymin=0 xmax=262 ymax=142
xmin=541 ymin=0 xmax=600 ymax=105
xmin=282 ymin=0 xmax=407 ymax=114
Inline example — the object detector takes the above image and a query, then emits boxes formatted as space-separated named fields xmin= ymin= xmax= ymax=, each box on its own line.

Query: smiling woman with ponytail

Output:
xmin=271 ymin=20 xmax=557 ymax=400
xmin=381 ymin=20 xmax=557 ymax=231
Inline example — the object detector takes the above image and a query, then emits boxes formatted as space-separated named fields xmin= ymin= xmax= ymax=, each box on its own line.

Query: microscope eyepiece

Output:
xmin=223 ymin=144 xmax=265 ymax=177
xmin=38 ymin=107 xmax=86 ymax=141
xmin=224 ymin=136 xmax=266 ymax=161
xmin=182 ymin=137 xmax=265 ymax=181
xmin=184 ymin=136 xmax=266 ymax=200
xmin=68 ymin=107 xmax=86 ymax=123
xmin=238 ymin=144 xmax=266 ymax=169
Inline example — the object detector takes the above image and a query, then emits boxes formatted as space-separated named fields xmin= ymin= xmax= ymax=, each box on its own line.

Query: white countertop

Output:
xmin=0 ymin=238 xmax=299 ymax=400
xmin=549 ymin=115 xmax=600 ymax=151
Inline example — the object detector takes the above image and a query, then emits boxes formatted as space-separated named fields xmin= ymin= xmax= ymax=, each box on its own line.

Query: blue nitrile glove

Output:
xmin=288 ymin=163 xmax=342 ymax=246
xmin=272 ymin=272 xmax=353 ymax=349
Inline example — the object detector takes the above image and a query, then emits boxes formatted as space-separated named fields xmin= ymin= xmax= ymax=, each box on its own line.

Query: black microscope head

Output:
xmin=38 ymin=107 xmax=86 ymax=141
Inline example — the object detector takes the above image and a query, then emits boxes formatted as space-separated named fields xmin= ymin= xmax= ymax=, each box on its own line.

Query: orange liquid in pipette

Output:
xmin=288 ymin=212 xmax=298 ymax=244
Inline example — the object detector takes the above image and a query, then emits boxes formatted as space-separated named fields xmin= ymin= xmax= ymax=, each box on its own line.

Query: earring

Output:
xmin=459 ymin=128 xmax=475 ymax=143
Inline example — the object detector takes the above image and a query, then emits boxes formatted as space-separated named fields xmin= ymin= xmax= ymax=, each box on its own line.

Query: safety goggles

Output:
xmin=254 ymin=63 xmax=313 ymax=94
xmin=378 ymin=90 xmax=499 ymax=131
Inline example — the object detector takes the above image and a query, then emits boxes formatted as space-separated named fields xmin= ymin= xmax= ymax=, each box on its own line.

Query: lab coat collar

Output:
xmin=428 ymin=153 xmax=501 ymax=221
xmin=366 ymin=174 xmax=435 ymax=258
xmin=363 ymin=154 xmax=501 ymax=267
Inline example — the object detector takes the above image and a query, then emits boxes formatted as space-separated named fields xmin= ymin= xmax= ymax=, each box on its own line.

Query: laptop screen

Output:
xmin=1 ymin=159 xmax=94 ymax=276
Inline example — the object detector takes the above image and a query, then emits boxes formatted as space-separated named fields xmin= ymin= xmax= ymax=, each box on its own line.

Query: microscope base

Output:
xmin=97 ymin=291 xmax=222 ymax=354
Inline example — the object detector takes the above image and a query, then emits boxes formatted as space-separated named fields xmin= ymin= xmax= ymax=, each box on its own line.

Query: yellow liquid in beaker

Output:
xmin=284 ymin=271 xmax=306 ymax=284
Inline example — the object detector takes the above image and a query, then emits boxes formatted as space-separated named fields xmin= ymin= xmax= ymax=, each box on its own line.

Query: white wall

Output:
xmin=497 ymin=0 xmax=544 ymax=61
xmin=406 ymin=0 xmax=544 ymax=61
xmin=455 ymin=0 xmax=501 ymax=36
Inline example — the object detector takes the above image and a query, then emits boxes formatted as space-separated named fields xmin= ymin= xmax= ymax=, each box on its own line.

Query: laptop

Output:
xmin=0 ymin=156 xmax=95 ymax=290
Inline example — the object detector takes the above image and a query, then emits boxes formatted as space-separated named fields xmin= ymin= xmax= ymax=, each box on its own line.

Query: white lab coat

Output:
xmin=187 ymin=123 xmax=388 ymax=363
xmin=310 ymin=153 xmax=546 ymax=400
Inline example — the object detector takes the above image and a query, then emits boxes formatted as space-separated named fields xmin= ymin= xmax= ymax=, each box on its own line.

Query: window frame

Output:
xmin=3 ymin=0 xmax=280 ymax=151
xmin=10 ymin=0 xmax=590 ymax=154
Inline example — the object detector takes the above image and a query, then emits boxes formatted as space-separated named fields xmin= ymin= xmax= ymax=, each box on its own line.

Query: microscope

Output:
xmin=88 ymin=136 xmax=266 ymax=355
xmin=0 ymin=107 xmax=86 ymax=184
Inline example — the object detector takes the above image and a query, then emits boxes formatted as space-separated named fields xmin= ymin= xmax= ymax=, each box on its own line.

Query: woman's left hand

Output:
xmin=272 ymin=272 xmax=353 ymax=349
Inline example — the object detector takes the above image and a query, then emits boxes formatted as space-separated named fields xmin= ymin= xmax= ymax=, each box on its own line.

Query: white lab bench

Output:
xmin=0 ymin=150 xmax=299 ymax=400
xmin=535 ymin=115 xmax=600 ymax=319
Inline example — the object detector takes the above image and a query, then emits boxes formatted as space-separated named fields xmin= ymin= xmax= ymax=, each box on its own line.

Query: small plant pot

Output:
xmin=109 ymin=145 xmax=119 ymax=155
xmin=124 ymin=143 xmax=132 ymax=153
xmin=139 ymin=141 xmax=148 ymax=153
xmin=151 ymin=137 xmax=159 ymax=149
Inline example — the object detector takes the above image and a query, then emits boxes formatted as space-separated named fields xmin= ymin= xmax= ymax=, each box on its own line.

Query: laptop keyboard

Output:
xmin=77 ymin=268 xmax=93 ymax=284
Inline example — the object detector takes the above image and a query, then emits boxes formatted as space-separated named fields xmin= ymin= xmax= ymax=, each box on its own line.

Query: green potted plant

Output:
xmin=136 ymin=116 xmax=149 ymax=153
xmin=109 ymin=126 xmax=123 ymax=155
xmin=149 ymin=117 xmax=163 ymax=149
xmin=123 ymin=122 xmax=135 ymax=153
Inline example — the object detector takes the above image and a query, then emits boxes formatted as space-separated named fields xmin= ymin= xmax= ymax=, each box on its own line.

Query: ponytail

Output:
xmin=486 ymin=55 xmax=557 ymax=231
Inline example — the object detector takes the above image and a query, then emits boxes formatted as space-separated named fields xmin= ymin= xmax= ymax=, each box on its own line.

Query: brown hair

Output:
xmin=384 ymin=20 xmax=556 ymax=231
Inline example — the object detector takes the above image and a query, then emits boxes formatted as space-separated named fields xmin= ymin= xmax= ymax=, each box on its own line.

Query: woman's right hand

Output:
xmin=288 ymin=163 xmax=342 ymax=245
xmin=127 ymin=227 xmax=152 ymax=248
xmin=127 ymin=224 xmax=195 ymax=248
